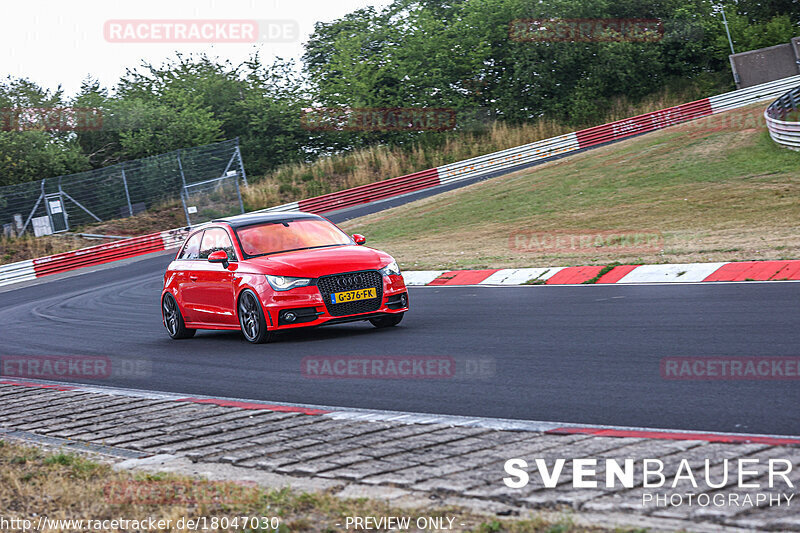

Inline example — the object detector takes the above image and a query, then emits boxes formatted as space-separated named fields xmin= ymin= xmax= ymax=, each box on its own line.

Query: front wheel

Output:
xmin=369 ymin=313 xmax=404 ymax=328
xmin=238 ymin=289 xmax=272 ymax=344
xmin=162 ymin=293 xmax=196 ymax=339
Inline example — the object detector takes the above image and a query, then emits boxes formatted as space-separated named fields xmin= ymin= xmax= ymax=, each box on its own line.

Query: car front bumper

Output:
xmin=259 ymin=274 xmax=408 ymax=330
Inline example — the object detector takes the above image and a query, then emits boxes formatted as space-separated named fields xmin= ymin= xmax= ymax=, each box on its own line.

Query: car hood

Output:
xmin=244 ymin=245 xmax=393 ymax=278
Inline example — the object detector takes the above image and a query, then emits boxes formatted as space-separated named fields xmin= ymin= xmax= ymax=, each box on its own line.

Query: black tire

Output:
xmin=238 ymin=289 xmax=272 ymax=344
xmin=162 ymin=293 xmax=196 ymax=339
xmin=369 ymin=313 xmax=404 ymax=328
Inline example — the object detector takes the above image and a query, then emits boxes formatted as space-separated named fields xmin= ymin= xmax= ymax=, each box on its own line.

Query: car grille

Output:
xmin=317 ymin=270 xmax=383 ymax=317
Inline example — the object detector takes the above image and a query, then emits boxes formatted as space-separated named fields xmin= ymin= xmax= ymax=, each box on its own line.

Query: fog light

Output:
xmin=284 ymin=311 xmax=297 ymax=323
xmin=400 ymin=294 xmax=408 ymax=307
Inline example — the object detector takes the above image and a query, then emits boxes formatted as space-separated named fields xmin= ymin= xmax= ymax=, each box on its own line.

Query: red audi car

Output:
xmin=161 ymin=212 xmax=409 ymax=343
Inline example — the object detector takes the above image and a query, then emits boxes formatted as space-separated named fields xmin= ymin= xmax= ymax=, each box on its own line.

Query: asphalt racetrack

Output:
xmin=1 ymin=250 xmax=799 ymax=437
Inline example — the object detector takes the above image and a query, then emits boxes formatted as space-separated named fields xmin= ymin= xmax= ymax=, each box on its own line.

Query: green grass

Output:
xmin=0 ymin=440 xmax=647 ymax=533
xmin=582 ymin=263 xmax=621 ymax=284
xmin=341 ymin=105 xmax=800 ymax=270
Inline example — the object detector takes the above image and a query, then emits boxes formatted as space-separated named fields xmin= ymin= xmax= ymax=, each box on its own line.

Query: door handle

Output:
xmin=189 ymin=276 xmax=199 ymax=281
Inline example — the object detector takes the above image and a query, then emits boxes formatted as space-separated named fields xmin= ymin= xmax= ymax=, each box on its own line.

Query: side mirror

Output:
xmin=352 ymin=234 xmax=366 ymax=245
xmin=208 ymin=250 xmax=229 ymax=268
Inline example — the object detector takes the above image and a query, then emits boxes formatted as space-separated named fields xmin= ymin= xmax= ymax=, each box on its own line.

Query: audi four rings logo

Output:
xmin=334 ymin=275 xmax=364 ymax=288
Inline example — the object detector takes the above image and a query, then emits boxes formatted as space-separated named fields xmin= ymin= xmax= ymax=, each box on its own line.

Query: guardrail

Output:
xmin=258 ymin=74 xmax=800 ymax=216
xmin=765 ymin=84 xmax=800 ymax=150
xmin=2 ymin=75 xmax=799 ymax=288
xmin=0 ymin=227 xmax=193 ymax=286
xmin=0 ymin=260 xmax=36 ymax=287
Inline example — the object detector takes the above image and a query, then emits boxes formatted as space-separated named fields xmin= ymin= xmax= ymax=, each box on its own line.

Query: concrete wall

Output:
xmin=730 ymin=41 xmax=800 ymax=89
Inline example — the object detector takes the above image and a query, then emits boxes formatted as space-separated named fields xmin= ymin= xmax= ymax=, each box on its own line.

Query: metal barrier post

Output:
xmin=235 ymin=175 xmax=245 ymax=214
xmin=61 ymin=191 xmax=102 ymax=222
xmin=20 ymin=179 xmax=46 ymax=234
xmin=180 ymin=190 xmax=191 ymax=228
xmin=235 ymin=139 xmax=248 ymax=186
xmin=176 ymin=150 xmax=188 ymax=190
xmin=177 ymin=150 xmax=192 ymax=227
xmin=121 ymin=164 xmax=134 ymax=217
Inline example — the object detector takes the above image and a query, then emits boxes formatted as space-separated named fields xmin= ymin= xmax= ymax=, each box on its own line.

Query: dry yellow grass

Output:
xmin=0 ymin=203 xmax=188 ymax=266
xmin=241 ymin=86 xmax=715 ymax=212
xmin=0 ymin=233 xmax=92 ymax=264
xmin=0 ymin=440 xmax=632 ymax=533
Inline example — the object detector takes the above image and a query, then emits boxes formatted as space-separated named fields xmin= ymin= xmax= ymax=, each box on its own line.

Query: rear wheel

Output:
xmin=162 ymin=293 xmax=196 ymax=339
xmin=369 ymin=313 xmax=404 ymax=328
xmin=238 ymin=289 xmax=272 ymax=344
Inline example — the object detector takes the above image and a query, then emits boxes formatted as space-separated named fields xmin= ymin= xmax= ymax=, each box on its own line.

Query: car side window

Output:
xmin=178 ymin=231 xmax=203 ymax=260
xmin=199 ymin=228 xmax=236 ymax=260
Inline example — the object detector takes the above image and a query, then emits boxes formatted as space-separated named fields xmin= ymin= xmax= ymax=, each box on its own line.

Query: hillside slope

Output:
xmin=0 ymin=87 xmax=714 ymax=267
xmin=340 ymin=104 xmax=800 ymax=270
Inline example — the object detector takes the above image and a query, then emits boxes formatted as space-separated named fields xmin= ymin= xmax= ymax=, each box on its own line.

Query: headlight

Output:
xmin=379 ymin=260 xmax=401 ymax=277
xmin=266 ymin=275 xmax=312 ymax=291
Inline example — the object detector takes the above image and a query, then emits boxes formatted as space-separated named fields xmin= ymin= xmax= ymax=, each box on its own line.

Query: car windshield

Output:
xmin=235 ymin=218 xmax=353 ymax=256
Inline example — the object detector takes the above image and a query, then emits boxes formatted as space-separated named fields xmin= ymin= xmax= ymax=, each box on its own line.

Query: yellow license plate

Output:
xmin=332 ymin=287 xmax=377 ymax=304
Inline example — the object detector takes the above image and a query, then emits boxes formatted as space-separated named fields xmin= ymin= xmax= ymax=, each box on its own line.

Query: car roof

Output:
xmin=212 ymin=211 xmax=322 ymax=229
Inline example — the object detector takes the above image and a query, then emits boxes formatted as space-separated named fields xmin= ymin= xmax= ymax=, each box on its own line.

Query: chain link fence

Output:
xmin=182 ymin=173 xmax=245 ymax=227
xmin=0 ymin=138 xmax=247 ymax=237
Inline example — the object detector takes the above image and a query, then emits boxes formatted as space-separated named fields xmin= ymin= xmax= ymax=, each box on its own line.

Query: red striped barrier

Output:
xmin=575 ymin=99 xmax=713 ymax=148
xmin=298 ymin=168 xmax=440 ymax=213
xmin=546 ymin=265 xmax=605 ymax=284
xmin=428 ymin=269 xmax=501 ymax=286
xmin=0 ymin=379 xmax=77 ymax=391
xmin=32 ymin=232 xmax=166 ymax=277
xmin=545 ymin=427 xmax=800 ymax=445
xmin=406 ymin=260 xmax=800 ymax=286
xmin=174 ymin=397 xmax=329 ymax=415
xmin=702 ymin=260 xmax=795 ymax=282
xmin=773 ymin=262 xmax=800 ymax=280
xmin=596 ymin=264 xmax=640 ymax=284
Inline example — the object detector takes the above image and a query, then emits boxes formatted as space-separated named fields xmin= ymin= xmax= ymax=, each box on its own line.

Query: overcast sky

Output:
xmin=4 ymin=0 xmax=393 ymax=97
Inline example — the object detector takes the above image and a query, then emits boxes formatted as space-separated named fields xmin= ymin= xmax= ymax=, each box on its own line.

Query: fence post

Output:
xmin=235 ymin=138 xmax=248 ymax=186
xmin=179 ymin=191 xmax=191 ymax=228
xmin=21 ymin=179 xmax=46 ymax=234
xmin=235 ymin=176 xmax=245 ymax=214
xmin=57 ymin=177 xmax=70 ymax=231
xmin=176 ymin=149 xmax=188 ymax=189
xmin=177 ymin=151 xmax=191 ymax=227
xmin=121 ymin=163 xmax=134 ymax=217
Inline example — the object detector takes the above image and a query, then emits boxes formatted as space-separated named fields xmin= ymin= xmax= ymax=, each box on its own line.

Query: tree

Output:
xmin=0 ymin=76 xmax=89 ymax=186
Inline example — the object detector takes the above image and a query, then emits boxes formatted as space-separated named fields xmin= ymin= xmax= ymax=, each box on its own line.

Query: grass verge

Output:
xmin=0 ymin=83 xmax=722 ymax=267
xmin=339 ymin=104 xmax=800 ymax=270
xmin=240 ymin=82 xmax=724 ymax=211
xmin=0 ymin=440 xmax=645 ymax=533
xmin=0 ymin=203 xmax=188 ymax=266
